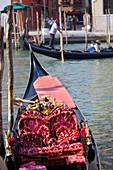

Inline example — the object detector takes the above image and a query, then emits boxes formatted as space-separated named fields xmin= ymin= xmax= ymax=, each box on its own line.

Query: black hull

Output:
xmin=11 ymin=52 xmax=101 ymax=170
xmin=24 ymin=37 xmax=113 ymax=60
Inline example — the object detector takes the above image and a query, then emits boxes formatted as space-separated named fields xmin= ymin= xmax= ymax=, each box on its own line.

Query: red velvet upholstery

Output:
xmin=66 ymin=155 xmax=86 ymax=164
xmin=47 ymin=106 xmax=79 ymax=145
xmin=18 ymin=117 xmax=50 ymax=147
xmin=20 ymin=133 xmax=45 ymax=147
xmin=20 ymin=142 xmax=84 ymax=157
xmin=19 ymin=161 xmax=47 ymax=170
xmin=57 ymin=129 xmax=80 ymax=145
xmin=18 ymin=106 xmax=86 ymax=167
xmin=20 ymin=110 xmax=44 ymax=119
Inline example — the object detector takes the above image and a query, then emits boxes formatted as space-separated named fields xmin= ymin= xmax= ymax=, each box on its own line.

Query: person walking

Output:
xmin=49 ymin=18 xmax=62 ymax=49
xmin=72 ymin=15 xmax=78 ymax=30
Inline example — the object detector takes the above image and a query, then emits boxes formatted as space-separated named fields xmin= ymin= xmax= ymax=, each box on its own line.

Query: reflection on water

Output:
xmin=2 ymin=43 xmax=113 ymax=170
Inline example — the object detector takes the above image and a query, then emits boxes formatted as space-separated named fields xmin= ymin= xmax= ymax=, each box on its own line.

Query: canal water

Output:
xmin=2 ymin=43 xmax=113 ymax=170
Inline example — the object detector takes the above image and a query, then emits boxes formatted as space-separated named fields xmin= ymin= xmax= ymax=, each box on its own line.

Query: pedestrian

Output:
xmin=46 ymin=17 xmax=54 ymax=30
xmin=71 ymin=15 xmax=78 ymax=30
xmin=49 ymin=18 xmax=62 ymax=49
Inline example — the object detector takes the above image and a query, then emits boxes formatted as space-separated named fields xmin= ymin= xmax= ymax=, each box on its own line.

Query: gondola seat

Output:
xmin=19 ymin=161 xmax=47 ymax=170
xmin=18 ymin=106 xmax=86 ymax=167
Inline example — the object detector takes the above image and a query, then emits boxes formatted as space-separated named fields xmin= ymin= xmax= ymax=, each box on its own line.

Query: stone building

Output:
xmin=1 ymin=0 xmax=113 ymax=32
xmin=92 ymin=0 xmax=113 ymax=32
xmin=9 ymin=0 xmax=58 ymax=30
xmin=59 ymin=0 xmax=113 ymax=32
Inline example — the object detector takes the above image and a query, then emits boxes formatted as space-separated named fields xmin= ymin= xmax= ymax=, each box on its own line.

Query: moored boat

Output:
xmin=4 ymin=52 xmax=101 ymax=170
xmin=23 ymin=36 xmax=113 ymax=60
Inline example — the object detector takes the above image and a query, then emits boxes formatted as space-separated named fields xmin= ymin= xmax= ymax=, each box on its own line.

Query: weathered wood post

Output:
xmin=41 ymin=10 xmax=45 ymax=44
xmin=64 ymin=10 xmax=68 ymax=46
xmin=6 ymin=6 xmax=14 ymax=134
xmin=36 ymin=11 xmax=40 ymax=44
xmin=12 ymin=10 xmax=17 ymax=50
xmin=0 ymin=18 xmax=5 ymax=158
xmin=59 ymin=4 xmax=64 ymax=64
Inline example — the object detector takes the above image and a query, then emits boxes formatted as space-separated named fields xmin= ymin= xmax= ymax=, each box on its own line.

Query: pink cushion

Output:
xmin=48 ymin=106 xmax=79 ymax=145
xmin=20 ymin=142 xmax=84 ymax=158
xmin=66 ymin=155 xmax=86 ymax=164
xmin=57 ymin=129 xmax=80 ymax=145
xmin=18 ymin=117 xmax=49 ymax=135
xmin=20 ymin=133 xmax=45 ymax=147
xmin=19 ymin=161 xmax=47 ymax=170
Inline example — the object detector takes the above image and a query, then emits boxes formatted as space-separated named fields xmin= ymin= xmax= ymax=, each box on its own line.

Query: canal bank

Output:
xmin=29 ymin=29 xmax=113 ymax=44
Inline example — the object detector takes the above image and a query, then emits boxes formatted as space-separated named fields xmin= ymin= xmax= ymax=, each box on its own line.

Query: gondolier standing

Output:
xmin=49 ymin=18 xmax=62 ymax=49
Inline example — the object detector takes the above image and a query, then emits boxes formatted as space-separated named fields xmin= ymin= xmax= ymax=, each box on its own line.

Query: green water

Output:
xmin=2 ymin=43 xmax=113 ymax=170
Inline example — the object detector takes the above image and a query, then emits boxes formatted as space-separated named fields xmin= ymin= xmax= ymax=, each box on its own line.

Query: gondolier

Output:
xmin=49 ymin=18 xmax=62 ymax=49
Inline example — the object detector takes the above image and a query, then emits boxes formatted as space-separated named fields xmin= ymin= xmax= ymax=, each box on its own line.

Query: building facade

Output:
xmin=0 ymin=0 xmax=10 ymax=11
xmin=92 ymin=0 xmax=113 ymax=32
xmin=1 ymin=0 xmax=113 ymax=32
xmin=10 ymin=0 xmax=58 ymax=30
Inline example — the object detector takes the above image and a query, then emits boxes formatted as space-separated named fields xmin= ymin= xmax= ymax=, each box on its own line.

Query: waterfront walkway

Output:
xmin=29 ymin=29 xmax=113 ymax=43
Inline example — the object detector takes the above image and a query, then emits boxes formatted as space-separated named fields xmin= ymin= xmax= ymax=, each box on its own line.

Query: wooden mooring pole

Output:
xmin=6 ymin=6 xmax=14 ymax=134
xmin=0 ymin=21 xmax=5 ymax=157
xmin=64 ymin=10 xmax=68 ymax=46
xmin=59 ymin=6 xmax=64 ymax=64
xmin=36 ymin=11 xmax=40 ymax=44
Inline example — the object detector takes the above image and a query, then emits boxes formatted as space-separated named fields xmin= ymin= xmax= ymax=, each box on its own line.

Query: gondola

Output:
xmin=4 ymin=51 xmax=101 ymax=170
xmin=24 ymin=35 xmax=113 ymax=60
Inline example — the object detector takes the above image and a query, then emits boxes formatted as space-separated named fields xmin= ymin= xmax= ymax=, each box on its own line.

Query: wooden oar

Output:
xmin=59 ymin=6 xmax=64 ymax=64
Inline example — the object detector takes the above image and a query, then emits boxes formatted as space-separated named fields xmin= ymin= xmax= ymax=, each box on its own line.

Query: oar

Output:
xmin=59 ymin=6 xmax=64 ymax=64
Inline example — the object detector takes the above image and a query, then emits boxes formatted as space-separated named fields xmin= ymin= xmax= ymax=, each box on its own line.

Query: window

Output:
xmin=103 ymin=0 xmax=113 ymax=14
xmin=62 ymin=0 xmax=70 ymax=6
